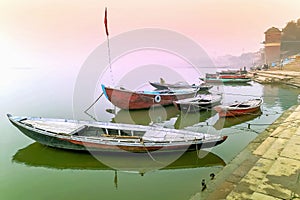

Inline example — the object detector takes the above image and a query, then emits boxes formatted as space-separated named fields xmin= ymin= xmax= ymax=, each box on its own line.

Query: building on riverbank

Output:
xmin=263 ymin=27 xmax=281 ymax=66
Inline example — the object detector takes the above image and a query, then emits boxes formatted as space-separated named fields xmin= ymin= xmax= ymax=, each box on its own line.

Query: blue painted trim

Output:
xmin=101 ymin=84 xmax=109 ymax=100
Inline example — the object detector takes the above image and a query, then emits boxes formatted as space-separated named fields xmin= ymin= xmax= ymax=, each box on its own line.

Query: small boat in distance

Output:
xmin=102 ymin=84 xmax=198 ymax=110
xmin=201 ymin=68 xmax=250 ymax=83
xmin=149 ymin=81 xmax=213 ymax=91
xmin=173 ymin=94 xmax=222 ymax=113
xmin=214 ymin=98 xmax=263 ymax=117
xmin=8 ymin=114 xmax=227 ymax=153
xmin=202 ymin=74 xmax=251 ymax=83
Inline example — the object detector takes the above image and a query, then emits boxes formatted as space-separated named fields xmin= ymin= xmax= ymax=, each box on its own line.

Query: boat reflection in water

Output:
xmin=12 ymin=142 xmax=225 ymax=174
xmin=111 ymin=105 xmax=179 ymax=125
xmin=174 ymin=110 xmax=216 ymax=129
xmin=213 ymin=109 xmax=262 ymax=130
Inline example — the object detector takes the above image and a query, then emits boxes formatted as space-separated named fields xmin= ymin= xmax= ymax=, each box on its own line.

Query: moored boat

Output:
xmin=173 ymin=94 xmax=222 ymax=113
xmin=202 ymin=69 xmax=250 ymax=83
xmin=214 ymin=98 xmax=263 ymax=117
xmin=149 ymin=81 xmax=213 ymax=91
xmin=8 ymin=114 xmax=227 ymax=153
xmin=149 ymin=81 xmax=197 ymax=90
xmin=102 ymin=84 xmax=198 ymax=110
xmin=202 ymin=75 xmax=251 ymax=83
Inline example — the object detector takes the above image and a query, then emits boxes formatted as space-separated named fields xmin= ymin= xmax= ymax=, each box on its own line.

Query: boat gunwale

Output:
xmin=8 ymin=115 xmax=224 ymax=147
xmin=214 ymin=99 xmax=263 ymax=112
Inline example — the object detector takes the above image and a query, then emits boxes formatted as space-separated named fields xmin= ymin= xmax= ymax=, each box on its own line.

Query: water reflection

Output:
xmin=174 ymin=110 xmax=216 ymax=129
xmin=111 ymin=105 xmax=179 ymax=125
xmin=213 ymin=109 xmax=263 ymax=130
xmin=12 ymin=143 xmax=225 ymax=174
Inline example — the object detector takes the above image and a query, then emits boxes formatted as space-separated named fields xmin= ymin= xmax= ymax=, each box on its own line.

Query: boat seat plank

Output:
xmin=22 ymin=120 xmax=84 ymax=135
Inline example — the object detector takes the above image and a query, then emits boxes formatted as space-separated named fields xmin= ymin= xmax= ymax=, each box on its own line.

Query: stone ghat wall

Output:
xmin=249 ymin=70 xmax=300 ymax=88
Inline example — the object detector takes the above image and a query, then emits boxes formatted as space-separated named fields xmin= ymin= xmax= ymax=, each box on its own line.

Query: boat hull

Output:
xmin=173 ymin=94 xmax=222 ymax=113
xmin=214 ymin=99 xmax=262 ymax=117
xmin=205 ymin=78 xmax=251 ymax=83
xmin=174 ymin=102 xmax=220 ymax=113
xmin=102 ymin=85 xmax=197 ymax=110
xmin=215 ymin=107 xmax=260 ymax=117
xmin=8 ymin=115 xmax=227 ymax=153
xmin=149 ymin=82 xmax=212 ymax=91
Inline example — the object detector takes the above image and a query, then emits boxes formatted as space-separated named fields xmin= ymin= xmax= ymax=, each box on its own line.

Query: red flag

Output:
xmin=104 ymin=7 xmax=109 ymax=36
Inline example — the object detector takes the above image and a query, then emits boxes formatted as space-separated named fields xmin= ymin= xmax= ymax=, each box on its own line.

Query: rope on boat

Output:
xmin=84 ymin=93 xmax=104 ymax=113
xmin=141 ymin=142 xmax=165 ymax=164
xmin=106 ymin=37 xmax=115 ymax=86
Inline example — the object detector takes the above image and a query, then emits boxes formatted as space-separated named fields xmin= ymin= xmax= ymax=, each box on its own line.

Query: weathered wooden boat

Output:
xmin=218 ymin=74 xmax=247 ymax=79
xmin=102 ymin=84 xmax=198 ymax=110
xmin=202 ymin=76 xmax=251 ymax=83
xmin=173 ymin=94 xmax=222 ymax=113
xmin=149 ymin=81 xmax=212 ymax=91
xmin=149 ymin=81 xmax=197 ymax=90
xmin=214 ymin=98 xmax=263 ymax=117
xmin=8 ymin=114 xmax=227 ymax=153
xmin=202 ymin=71 xmax=251 ymax=83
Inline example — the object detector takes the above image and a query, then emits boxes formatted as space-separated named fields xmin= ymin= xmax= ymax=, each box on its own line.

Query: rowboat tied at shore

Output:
xmin=8 ymin=114 xmax=227 ymax=153
xmin=214 ymin=98 xmax=262 ymax=117
xmin=102 ymin=84 xmax=198 ymax=110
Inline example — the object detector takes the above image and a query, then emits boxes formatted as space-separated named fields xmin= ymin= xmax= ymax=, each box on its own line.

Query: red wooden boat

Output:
xmin=218 ymin=74 xmax=247 ymax=79
xmin=102 ymin=85 xmax=197 ymax=110
xmin=214 ymin=98 xmax=262 ymax=117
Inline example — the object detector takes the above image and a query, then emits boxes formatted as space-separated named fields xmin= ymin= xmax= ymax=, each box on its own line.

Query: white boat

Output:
xmin=173 ymin=94 xmax=222 ymax=112
xmin=8 ymin=114 xmax=227 ymax=153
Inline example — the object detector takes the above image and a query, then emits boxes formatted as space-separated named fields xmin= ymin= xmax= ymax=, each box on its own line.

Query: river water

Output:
xmin=0 ymin=67 xmax=299 ymax=200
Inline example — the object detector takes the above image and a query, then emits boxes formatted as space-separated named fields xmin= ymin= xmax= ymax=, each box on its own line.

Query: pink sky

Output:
xmin=1 ymin=0 xmax=300 ymax=69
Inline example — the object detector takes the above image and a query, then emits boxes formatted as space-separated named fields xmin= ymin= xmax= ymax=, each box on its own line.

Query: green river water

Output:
xmin=0 ymin=67 xmax=299 ymax=200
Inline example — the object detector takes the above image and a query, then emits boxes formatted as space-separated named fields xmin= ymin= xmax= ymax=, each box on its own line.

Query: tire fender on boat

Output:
xmin=154 ymin=95 xmax=161 ymax=103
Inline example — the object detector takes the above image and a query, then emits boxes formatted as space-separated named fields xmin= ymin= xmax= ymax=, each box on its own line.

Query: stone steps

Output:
xmin=190 ymin=106 xmax=300 ymax=200
xmin=250 ymin=70 xmax=300 ymax=87
xmin=226 ymin=106 xmax=300 ymax=199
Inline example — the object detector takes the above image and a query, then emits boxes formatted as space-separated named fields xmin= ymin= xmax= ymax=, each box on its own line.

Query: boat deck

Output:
xmin=20 ymin=118 xmax=212 ymax=143
xmin=22 ymin=119 xmax=84 ymax=135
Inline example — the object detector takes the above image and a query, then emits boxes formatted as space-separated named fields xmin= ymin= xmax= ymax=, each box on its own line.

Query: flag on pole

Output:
xmin=104 ymin=7 xmax=109 ymax=36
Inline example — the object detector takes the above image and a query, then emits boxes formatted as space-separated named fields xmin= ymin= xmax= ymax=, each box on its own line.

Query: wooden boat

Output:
xmin=149 ymin=81 xmax=212 ymax=91
xmin=218 ymin=74 xmax=247 ymax=79
xmin=202 ymin=70 xmax=251 ymax=83
xmin=173 ymin=94 xmax=222 ymax=113
xmin=8 ymin=114 xmax=227 ymax=153
xmin=149 ymin=81 xmax=197 ymax=90
xmin=214 ymin=98 xmax=263 ymax=117
xmin=203 ymin=76 xmax=251 ymax=83
xmin=102 ymin=84 xmax=197 ymax=110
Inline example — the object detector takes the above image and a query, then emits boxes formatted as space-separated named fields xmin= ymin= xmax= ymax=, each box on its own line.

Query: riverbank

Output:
xmin=249 ymin=70 xmax=300 ymax=88
xmin=249 ymin=58 xmax=300 ymax=88
xmin=191 ymin=105 xmax=300 ymax=200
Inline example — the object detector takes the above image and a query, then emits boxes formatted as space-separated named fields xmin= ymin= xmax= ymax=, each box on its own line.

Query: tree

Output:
xmin=281 ymin=20 xmax=300 ymax=56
